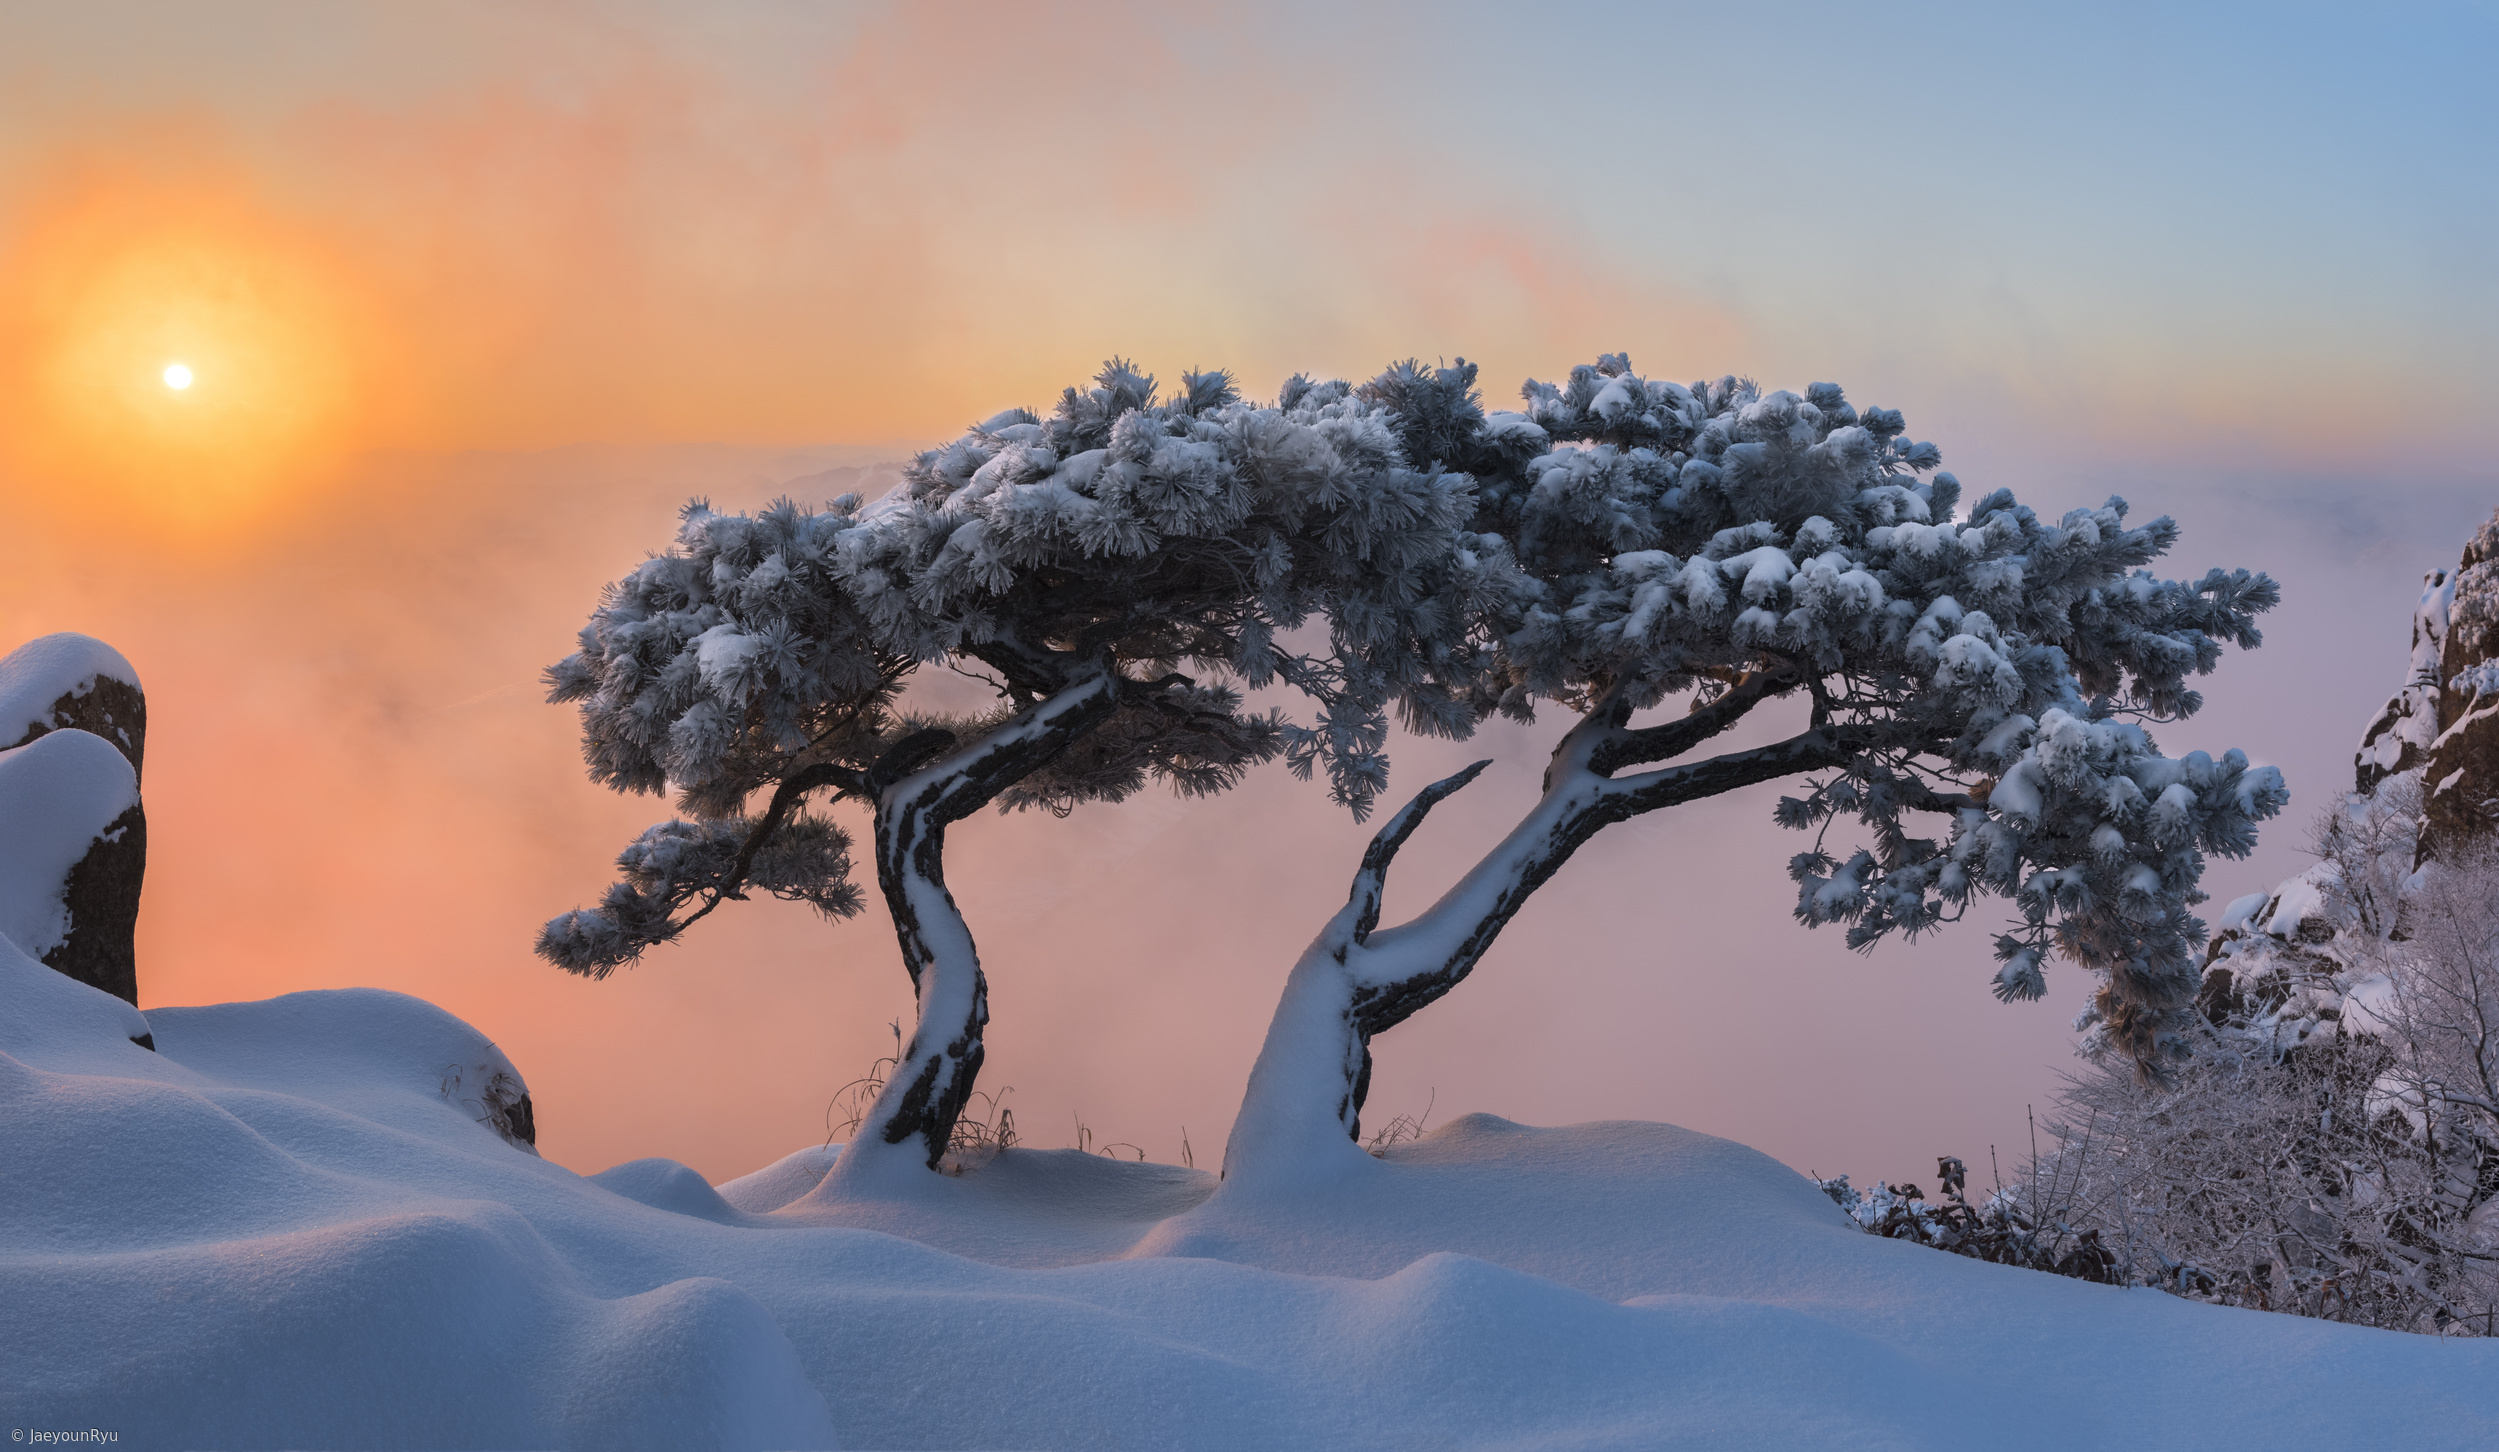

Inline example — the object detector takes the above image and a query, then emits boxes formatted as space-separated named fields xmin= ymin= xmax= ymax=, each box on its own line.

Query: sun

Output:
xmin=0 ymin=176 xmax=394 ymax=529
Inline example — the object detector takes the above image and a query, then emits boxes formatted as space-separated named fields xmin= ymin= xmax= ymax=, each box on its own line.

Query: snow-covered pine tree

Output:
xmin=1218 ymin=355 xmax=2289 ymax=1187
xmin=541 ymin=361 xmax=1494 ymax=1183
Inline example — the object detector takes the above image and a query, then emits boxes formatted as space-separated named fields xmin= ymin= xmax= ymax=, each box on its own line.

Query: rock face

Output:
xmin=2425 ymin=514 xmax=2499 ymax=852
xmin=2353 ymin=569 xmax=2448 ymax=797
xmin=2204 ymin=506 xmax=2499 ymax=1050
xmin=2353 ymin=511 xmax=2499 ymax=857
xmin=0 ymin=635 xmax=148 ymax=1006
xmin=43 ymin=803 xmax=147 ymax=1006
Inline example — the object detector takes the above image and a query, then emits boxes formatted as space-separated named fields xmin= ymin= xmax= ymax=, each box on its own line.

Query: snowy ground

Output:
xmin=5 ymin=941 xmax=2496 ymax=1450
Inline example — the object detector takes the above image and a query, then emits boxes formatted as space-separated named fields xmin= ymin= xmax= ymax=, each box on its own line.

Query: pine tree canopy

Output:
xmin=539 ymin=360 xmax=1498 ymax=974
xmin=542 ymin=351 xmax=2285 ymax=1072
xmin=1356 ymin=353 xmax=2286 ymax=1068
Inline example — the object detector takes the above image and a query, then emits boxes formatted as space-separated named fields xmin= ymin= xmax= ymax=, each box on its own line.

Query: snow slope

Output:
xmin=5 ymin=945 xmax=2496 ymax=1449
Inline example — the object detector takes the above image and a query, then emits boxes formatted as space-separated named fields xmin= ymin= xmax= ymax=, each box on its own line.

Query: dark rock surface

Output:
xmin=0 ymin=634 xmax=146 ymax=783
xmin=42 ymin=802 xmax=147 ymax=1006
xmin=0 ymin=634 xmax=149 ymax=1002
xmin=8 ymin=674 xmax=147 ymax=784
xmin=2424 ymin=514 xmax=2499 ymax=852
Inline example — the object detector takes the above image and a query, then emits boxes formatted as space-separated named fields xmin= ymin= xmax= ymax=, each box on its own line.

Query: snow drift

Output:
xmin=5 ymin=933 xmax=2497 ymax=1449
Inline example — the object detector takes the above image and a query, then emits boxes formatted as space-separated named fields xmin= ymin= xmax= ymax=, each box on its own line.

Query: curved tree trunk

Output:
xmin=1219 ymin=746 xmax=1602 ymax=1189
xmin=824 ymin=668 xmax=1120 ymax=1192
xmin=1220 ymin=683 xmax=1865 ymax=1190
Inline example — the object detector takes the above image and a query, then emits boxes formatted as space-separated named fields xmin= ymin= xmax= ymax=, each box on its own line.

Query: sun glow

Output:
xmin=0 ymin=177 xmax=394 ymax=529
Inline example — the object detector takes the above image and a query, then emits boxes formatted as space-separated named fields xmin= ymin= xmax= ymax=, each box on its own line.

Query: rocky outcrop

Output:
xmin=2196 ymin=863 xmax=2369 ymax=1058
xmin=2354 ymin=512 xmax=2499 ymax=855
xmin=2423 ymin=514 xmax=2499 ymax=852
xmin=2204 ymin=506 xmax=2499 ymax=1054
xmin=2354 ymin=569 xmax=2449 ymax=797
xmin=0 ymin=635 xmax=148 ymax=1007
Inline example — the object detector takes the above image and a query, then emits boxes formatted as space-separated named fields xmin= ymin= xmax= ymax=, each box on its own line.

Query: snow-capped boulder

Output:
xmin=0 ymin=725 xmax=146 ymax=1010
xmin=0 ymin=632 xmax=145 ymax=781
xmin=0 ymin=634 xmax=150 ymax=1007
xmin=149 ymin=987 xmax=542 ymax=1154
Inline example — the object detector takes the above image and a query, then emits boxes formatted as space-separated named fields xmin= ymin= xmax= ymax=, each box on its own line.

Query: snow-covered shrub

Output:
xmin=1815 ymin=1156 xmax=2120 ymax=1283
xmin=2023 ymin=1029 xmax=2498 ymax=1331
xmin=1962 ymin=802 xmax=2499 ymax=1334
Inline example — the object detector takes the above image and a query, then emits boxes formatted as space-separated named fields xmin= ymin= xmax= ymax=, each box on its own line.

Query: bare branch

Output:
xmin=1348 ymin=761 xmax=1491 ymax=945
xmin=1585 ymin=669 xmax=1799 ymax=778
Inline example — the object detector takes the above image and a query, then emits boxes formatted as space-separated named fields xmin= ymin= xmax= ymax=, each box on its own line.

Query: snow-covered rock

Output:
xmin=0 ymin=632 xmax=145 ymax=778
xmin=147 ymin=986 xmax=540 ymax=1153
xmin=2207 ymin=505 xmax=2499 ymax=1051
xmin=2354 ymin=508 xmax=2499 ymax=853
xmin=0 ymin=726 xmax=145 ymax=1007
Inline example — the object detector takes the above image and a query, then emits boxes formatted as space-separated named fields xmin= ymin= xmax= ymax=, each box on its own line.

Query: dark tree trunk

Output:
xmin=824 ymin=669 xmax=1121 ymax=1190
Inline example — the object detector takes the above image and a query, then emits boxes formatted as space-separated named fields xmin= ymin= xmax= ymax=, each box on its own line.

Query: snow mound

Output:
xmin=0 ymin=926 xmax=150 ymax=1062
xmin=715 ymin=1142 xmax=841 ymax=1212
xmin=0 ymin=727 xmax=139 ymax=963
xmin=591 ymin=1157 xmax=748 ymax=1221
xmin=782 ymin=1143 xmax=1217 ymax=1268
xmin=148 ymin=986 xmax=538 ymax=1153
xmin=6 ymin=978 xmax=2498 ymax=1447
xmin=1137 ymin=1112 xmax=1850 ymax=1302
xmin=2 ymin=986 xmax=835 ymax=1449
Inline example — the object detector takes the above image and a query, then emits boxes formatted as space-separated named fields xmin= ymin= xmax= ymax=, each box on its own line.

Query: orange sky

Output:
xmin=3 ymin=2 xmax=2492 ymax=1184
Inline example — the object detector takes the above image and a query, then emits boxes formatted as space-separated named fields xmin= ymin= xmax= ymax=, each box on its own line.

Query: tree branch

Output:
xmin=1603 ymin=726 xmax=1865 ymax=816
xmin=884 ymin=666 xmax=1125 ymax=830
xmin=677 ymin=758 xmax=868 ymax=932
xmin=1585 ymin=669 xmax=1798 ymax=778
xmin=1895 ymin=776 xmax=1987 ymax=815
xmin=871 ymin=728 xmax=961 ymax=794
xmin=1347 ymin=760 xmax=1491 ymax=945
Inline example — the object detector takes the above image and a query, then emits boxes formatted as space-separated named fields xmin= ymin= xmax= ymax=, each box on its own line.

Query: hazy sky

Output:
xmin=3 ymin=2 xmax=2492 ymax=1186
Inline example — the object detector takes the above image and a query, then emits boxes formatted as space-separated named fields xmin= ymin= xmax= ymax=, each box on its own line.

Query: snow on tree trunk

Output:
xmin=824 ymin=669 xmax=1120 ymax=1189
xmin=1222 ymin=688 xmax=1857 ymax=1188
xmin=1219 ymin=757 xmax=1521 ymax=1189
